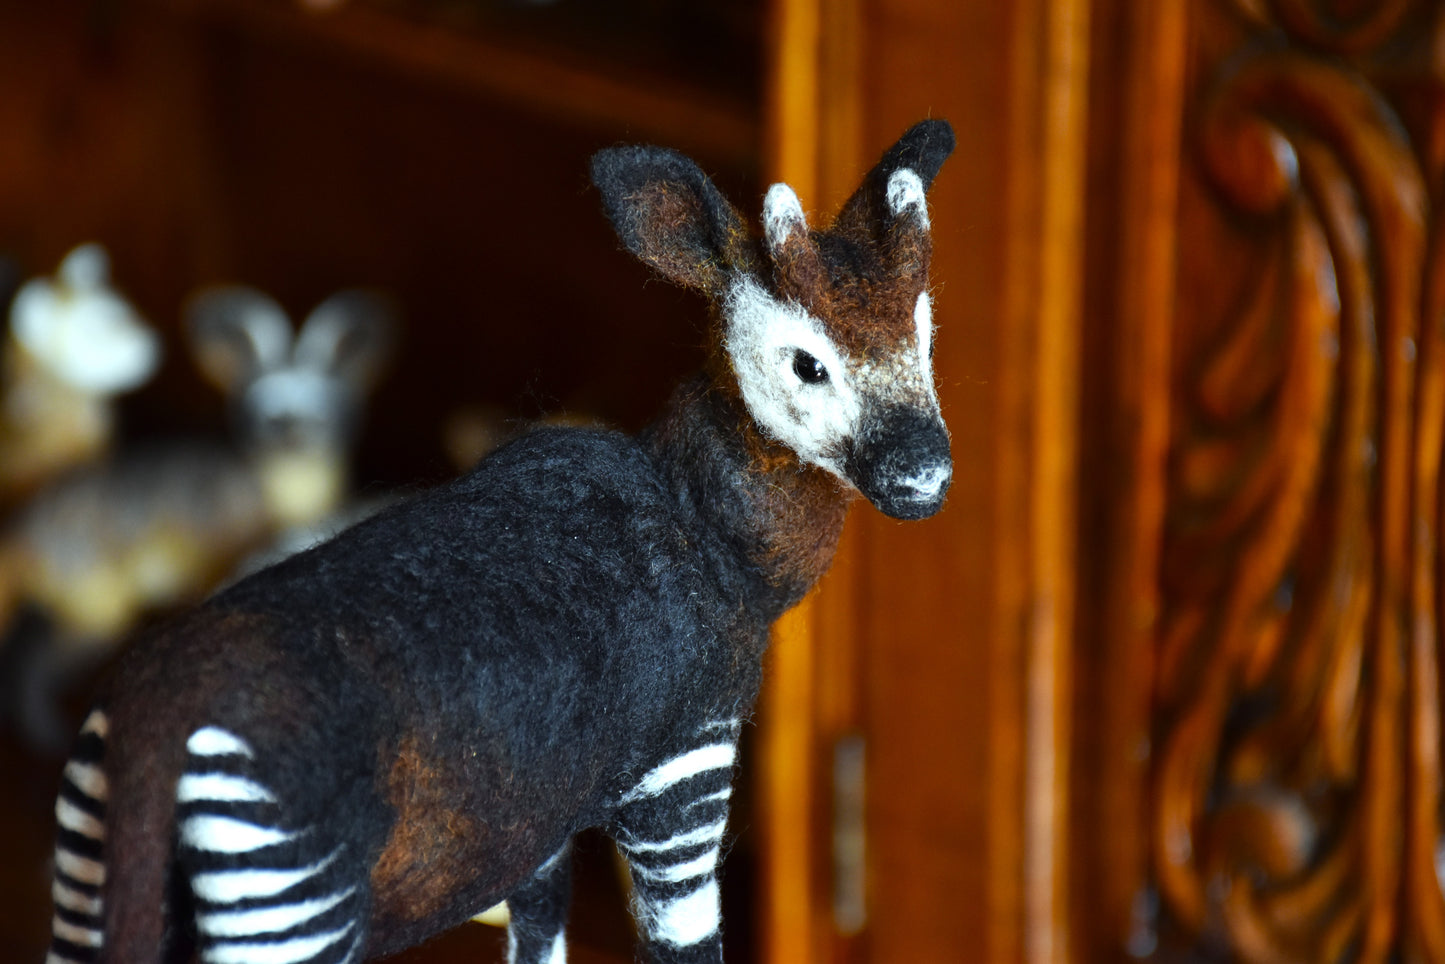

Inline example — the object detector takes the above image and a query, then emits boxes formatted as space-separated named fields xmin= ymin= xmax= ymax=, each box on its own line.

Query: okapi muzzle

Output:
xmin=846 ymin=403 xmax=952 ymax=520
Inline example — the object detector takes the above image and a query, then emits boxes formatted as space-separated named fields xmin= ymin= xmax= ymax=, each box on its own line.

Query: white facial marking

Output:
xmin=178 ymin=773 xmax=277 ymax=804
xmin=886 ymin=168 xmax=929 ymax=228
xmin=763 ymin=183 xmax=807 ymax=252
xmin=902 ymin=463 xmax=951 ymax=500
xmin=188 ymin=727 xmax=254 ymax=757
xmin=181 ymin=815 xmax=296 ymax=854
xmin=201 ymin=921 xmax=355 ymax=964
xmin=624 ymin=744 xmax=736 ymax=802
xmin=724 ymin=277 xmax=860 ymax=477
xmin=192 ymin=849 xmax=342 ymax=903
xmin=915 ymin=291 xmax=934 ymax=379
xmin=624 ymin=818 xmax=729 ymax=854
xmin=197 ymin=886 xmax=355 ymax=937
xmin=641 ymin=879 xmax=721 ymax=947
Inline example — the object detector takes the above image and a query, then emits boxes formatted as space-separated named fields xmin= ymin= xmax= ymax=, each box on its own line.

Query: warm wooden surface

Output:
xmin=760 ymin=1 xmax=1089 ymax=962
xmin=12 ymin=1 xmax=1445 ymax=962
xmin=766 ymin=0 xmax=1445 ymax=962
xmin=1069 ymin=0 xmax=1188 ymax=959
xmin=1144 ymin=2 xmax=1445 ymax=960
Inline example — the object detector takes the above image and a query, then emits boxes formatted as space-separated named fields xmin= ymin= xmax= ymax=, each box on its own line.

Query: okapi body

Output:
xmin=46 ymin=120 xmax=956 ymax=964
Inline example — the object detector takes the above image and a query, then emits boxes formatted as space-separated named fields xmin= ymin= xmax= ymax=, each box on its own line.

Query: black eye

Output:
xmin=792 ymin=350 xmax=829 ymax=385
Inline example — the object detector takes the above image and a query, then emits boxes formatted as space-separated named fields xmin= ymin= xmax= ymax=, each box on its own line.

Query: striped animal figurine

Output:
xmin=45 ymin=119 xmax=955 ymax=964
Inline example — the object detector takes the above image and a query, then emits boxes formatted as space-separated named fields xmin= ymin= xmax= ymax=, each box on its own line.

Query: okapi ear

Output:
xmin=591 ymin=146 xmax=752 ymax=296
xmin=832 ymin=119 xmax=956 ymax=242
xmin=762 ymin=183 xmax=828 ymax=303
xmin=186 ymin=286 xmax=293 ymax=392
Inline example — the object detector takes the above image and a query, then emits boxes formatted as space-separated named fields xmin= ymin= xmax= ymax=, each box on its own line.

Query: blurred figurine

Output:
xmin=0 ymin=244 xmax=160 ymax=507
xmin=0 ymin=286 xmax=392 ymax=749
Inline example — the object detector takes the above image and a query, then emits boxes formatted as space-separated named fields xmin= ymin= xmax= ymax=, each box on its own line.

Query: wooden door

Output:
xmin=758 ymin=0 xmax=1090 ymax=961
xmin=1123 ymin=2 xmax=1445 ymax=961
xmin=760 ymin=0 xmax=1445 ymax=962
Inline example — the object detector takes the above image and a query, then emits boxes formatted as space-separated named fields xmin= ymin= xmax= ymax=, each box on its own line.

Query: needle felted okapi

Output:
xmin=45 ymin=119 xmax=956 ymax=964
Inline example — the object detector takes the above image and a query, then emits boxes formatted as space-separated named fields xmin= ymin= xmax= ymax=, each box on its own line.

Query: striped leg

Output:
xmin=48 ymin=710 xmax=109 ymax=964
xmin=613 ymin=719 xmax=740 ymax=964
xmin=177 ymin=726 xmax=368 ymax=964
xmin=505 ymin=844 xmax=572 ymax=964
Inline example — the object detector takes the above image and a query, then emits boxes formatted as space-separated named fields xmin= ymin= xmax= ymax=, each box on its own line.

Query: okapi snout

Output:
xmin=846 ymin=405 xmax=952 ymax=520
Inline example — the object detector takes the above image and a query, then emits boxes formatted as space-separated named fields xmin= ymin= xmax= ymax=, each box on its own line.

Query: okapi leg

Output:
xmin=613 ymin=719 xmax=740 ymax=964
xmin=504 ymin=843 xmax=573 ymax=964
xmin=176 ymin=726 xmax=370 ymax=964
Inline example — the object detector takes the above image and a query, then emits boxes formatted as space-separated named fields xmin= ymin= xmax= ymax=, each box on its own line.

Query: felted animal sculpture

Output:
xmin=0 ymin=244 xmax=160 ymax=508
xmin=1 ymin=288 xmax=391 ymax=750
xmin=44 ymin=119 xmax=956 ymax=964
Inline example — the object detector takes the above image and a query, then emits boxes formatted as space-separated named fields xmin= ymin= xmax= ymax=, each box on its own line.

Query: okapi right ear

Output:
xmin=186 ymin=286 xmax=293 ymax=392
xmin=832 ymin=120 xmax=955 ymax=242
xmin=590 ymin=146 xmax=751 ymax=296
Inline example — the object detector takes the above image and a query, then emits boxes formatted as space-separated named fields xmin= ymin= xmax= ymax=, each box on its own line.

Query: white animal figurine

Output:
xmin=0 ymin=287 xmax=392 ymax=750
xmin=0 ymin=244 xmax=160 ymax=506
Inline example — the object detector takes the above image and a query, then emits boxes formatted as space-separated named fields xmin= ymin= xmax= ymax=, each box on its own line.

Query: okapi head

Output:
xmin=591 ymin=120 xmax=955 ymax=520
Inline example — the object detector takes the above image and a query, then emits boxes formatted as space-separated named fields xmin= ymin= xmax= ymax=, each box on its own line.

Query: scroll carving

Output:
xmin=1154 ymin=4 xmax=1445 ymax=959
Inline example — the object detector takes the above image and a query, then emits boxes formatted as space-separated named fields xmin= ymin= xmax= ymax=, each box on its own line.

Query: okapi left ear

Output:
xmin=591 ymin=145 xmax=753 ymax=297
xmin=832 ymin=120 xmax=956 ymax=270
xmin=763 ymin=183 xmax=828 ymax=304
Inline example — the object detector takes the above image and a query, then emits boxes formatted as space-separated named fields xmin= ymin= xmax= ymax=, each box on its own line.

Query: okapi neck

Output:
xmin=642 ymin=374 xmax=854 ymax=620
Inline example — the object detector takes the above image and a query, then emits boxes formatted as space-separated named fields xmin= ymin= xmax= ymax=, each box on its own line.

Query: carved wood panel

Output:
xmin=1154 ymin=1 xmax=1445 ymax=959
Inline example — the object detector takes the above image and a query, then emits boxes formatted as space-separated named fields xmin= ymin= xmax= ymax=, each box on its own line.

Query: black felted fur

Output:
xmin=62 ymin=122 xmax=956 ymax=964
xmin=589 ymin=147 xmax=755 ymax=296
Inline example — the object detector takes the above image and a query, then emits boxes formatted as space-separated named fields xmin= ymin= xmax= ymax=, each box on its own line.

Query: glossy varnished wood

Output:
xmin=762 ymin=1 xmax=1089 ymax=962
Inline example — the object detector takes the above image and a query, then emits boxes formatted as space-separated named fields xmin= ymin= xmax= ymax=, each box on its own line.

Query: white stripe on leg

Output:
xmin=197 ymin=886 xmax=355 ymax=938
xmin=622 ymin=744 xmax=736 ymax=802
xmin=638 ymin=879 xmax=720 ymax=948
xmin=191 ymin=848 xmax=342 ymax=903
xmin=188 ymin=727 xmax=254 ymax=757
xmin=201 ymin=921 xmax=354 ymax=964
xmin=181 ymin=814 xmax=295 ymax=853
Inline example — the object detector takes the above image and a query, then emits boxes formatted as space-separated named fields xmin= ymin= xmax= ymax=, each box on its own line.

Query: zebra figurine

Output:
xmin=46 ymin=119 xmax=956 ymax=964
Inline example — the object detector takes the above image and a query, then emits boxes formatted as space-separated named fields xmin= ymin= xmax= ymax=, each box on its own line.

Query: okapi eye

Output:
xmin=792 ymin=350 xmax=829 ymax=385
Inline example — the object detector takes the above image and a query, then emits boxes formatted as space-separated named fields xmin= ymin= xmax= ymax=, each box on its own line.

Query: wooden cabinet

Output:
xmin=769 ymin=1 xmax=1445 ymax=963
xmin=5 ymin=0 xmax=1445 ymax=962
